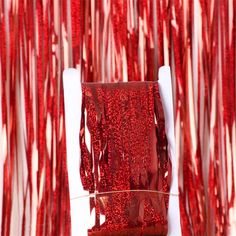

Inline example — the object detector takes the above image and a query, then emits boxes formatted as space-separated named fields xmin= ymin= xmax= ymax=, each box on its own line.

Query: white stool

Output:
xmin=63 ymin=66 xmax=181 ymax=236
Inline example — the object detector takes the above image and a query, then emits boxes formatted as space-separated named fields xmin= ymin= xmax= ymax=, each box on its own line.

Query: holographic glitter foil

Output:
xmin=0 ymin=0 xmax=235 ymax=235
xmin=80 ymin=82 xmax=171 ymax=236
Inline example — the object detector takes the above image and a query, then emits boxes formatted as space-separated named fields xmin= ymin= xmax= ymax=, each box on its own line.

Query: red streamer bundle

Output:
xmin=0 ymin=1 xmax=70 ymax=235
xmin=172 ymin=1 xmax=236 ymax=235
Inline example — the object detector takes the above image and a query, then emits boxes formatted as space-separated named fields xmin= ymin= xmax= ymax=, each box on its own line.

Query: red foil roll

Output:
xmin=79 ymin=81 xmax=171 ymax=236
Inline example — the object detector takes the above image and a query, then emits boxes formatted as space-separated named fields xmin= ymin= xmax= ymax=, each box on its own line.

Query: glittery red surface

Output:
xmin=80 ymin=82 xmax=171 ymax=235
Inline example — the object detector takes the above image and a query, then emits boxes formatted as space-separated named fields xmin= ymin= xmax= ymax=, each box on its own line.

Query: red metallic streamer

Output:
xmin=1 ymin=0 xmax=236 ymax=235
xmin=1 ymin=0 xmax=71 ymax=235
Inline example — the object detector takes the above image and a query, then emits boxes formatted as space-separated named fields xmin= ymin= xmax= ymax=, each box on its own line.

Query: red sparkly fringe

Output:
xmin=0 ymin=0 xmax=71 ymax=235
xmin=0 ymin=0 xmax=235 ymax=235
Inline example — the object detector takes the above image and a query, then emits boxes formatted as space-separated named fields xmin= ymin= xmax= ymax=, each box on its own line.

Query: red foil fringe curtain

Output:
xmin=172 ymin=1 xmax=236 ymax=235
xmin=74 ymin=0 xmax=169 ymax=82
xmin=0 ymin=0 xmax=236 ymax=235
xmin=0 ymin=0 xmax=71 ymax=235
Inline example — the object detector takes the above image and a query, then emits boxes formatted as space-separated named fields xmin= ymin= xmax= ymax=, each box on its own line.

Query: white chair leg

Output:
xmin=158 ymin=66 xmax=181 ymax=236
xmin=63 ymin=68 xmax=90 ymax=236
